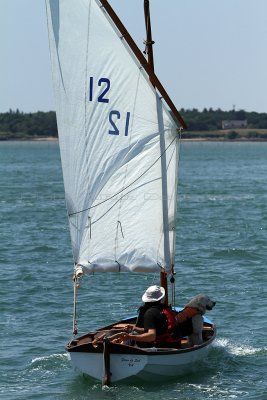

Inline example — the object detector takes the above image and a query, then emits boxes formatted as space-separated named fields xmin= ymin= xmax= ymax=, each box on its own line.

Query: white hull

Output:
xmin=67 ymin=313 xmax=216 ymax=383
xmin=69 ymin=342 xmax=213 ymax=382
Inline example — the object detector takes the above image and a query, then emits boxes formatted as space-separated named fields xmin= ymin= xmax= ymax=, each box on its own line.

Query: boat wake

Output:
xmin=215 ymin=338 xmax=266 ymax=356
xmin=30 ymin=353 xmax=70 ymax=371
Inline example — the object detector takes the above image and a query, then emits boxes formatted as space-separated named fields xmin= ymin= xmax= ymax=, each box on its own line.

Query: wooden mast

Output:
xmin=144 ymin=0 xmax=155 ymax=81
xmin=144 ymin=0 xmax=168 ymax=304
xmin=99 ymin=0 xmax=187 ymax=129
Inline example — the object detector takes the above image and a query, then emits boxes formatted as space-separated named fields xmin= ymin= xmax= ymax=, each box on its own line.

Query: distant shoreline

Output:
xmin=0 ymin=136 xmax=58 ymax=142
xmin=1 ymin=136 xmax=267 ymax=143
xmin=1 ymin=128 xmax=267 ymax=142
xmin=2 ymin=110 xmax=267 ymax=142
xmin=181 ymin=138 xmax=267 ymax=142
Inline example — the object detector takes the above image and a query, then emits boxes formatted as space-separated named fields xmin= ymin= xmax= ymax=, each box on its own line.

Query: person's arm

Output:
xmin=129 ymin=328 xmax=156 ymax=342
xmin=133 ymin=326 xmax=145 ymax=333
xmin=110 ymin=328 xmax=156 ymax=343
xmin=123 ymin=324 xmax=145 ymax=333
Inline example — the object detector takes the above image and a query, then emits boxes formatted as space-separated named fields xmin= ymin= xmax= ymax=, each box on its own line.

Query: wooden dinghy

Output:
xmin=66 ymin=312 xmax=216 ymax=384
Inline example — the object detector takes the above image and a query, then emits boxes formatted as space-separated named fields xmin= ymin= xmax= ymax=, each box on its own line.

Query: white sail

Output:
xmin=46 ymin=0 xmax=181 ymax=273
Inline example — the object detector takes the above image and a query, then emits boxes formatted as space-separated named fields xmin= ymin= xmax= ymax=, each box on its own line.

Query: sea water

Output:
xmin=0 ymin=141 xmax=266 ymax=399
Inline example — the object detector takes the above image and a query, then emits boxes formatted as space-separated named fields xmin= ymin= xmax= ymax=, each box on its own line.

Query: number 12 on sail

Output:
xmin=89 ymin=76 xmax=131 ymax=136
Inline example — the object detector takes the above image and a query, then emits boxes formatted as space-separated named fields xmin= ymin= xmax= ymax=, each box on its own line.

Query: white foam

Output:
xmin=184 ymin=384 xmax=247 ymax=398
xmin=215 ymin=338 xmax=264 ymax=356
xmin=31 ymin=353 xmax=68 ymax=364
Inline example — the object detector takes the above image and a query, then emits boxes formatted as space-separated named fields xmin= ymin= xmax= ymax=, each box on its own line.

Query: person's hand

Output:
xmin=123 ymin=324 xmax=134 ymax=333
xmin=109 ymin=332 xmax=129 ymax=343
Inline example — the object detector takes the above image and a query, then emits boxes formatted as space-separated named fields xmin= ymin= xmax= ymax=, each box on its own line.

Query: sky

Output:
xmin=1 ymin=0 xmax=267 ymax=113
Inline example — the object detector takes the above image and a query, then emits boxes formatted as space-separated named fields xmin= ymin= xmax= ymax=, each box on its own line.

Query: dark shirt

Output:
xmin=136 ymin=303 xmax=168 ymax=336
xmin=136 ymin=303 xmax=194 ymax=346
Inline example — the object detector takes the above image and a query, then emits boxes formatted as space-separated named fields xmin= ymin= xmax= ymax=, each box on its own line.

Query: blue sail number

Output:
xmin=97 ymin=78 xmax=110 ymax=103
xmin=89 ymin=77 xmax=130 ymax=136
xmin=109 ymin=111 xmax=131 ymax=136
xmin=89 ymin=77 xmax=110 ymax=103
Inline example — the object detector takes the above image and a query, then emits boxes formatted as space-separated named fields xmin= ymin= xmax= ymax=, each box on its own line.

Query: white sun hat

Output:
xmin=142 ymin=285 xmax=165 ymax=303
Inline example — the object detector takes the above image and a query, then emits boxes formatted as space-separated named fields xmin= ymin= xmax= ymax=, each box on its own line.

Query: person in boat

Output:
xmin=110 ymin=285 xmax=176 ymax=346
xmin=109 ymin=287 xmax=216 ymax=347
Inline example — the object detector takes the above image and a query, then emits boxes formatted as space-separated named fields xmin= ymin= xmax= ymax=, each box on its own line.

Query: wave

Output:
xmin=29 ymin=353 xmax=70 ymax=371
xmin=214 ymin=338 xmax=266 ymax=357
xmin=180 ymin=193 xmax=256 ymax=203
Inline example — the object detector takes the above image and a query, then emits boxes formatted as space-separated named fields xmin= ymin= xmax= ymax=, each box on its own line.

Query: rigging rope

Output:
xmin=72 ymin=265 xmax=83 ymax=336
xmin=170 ymin=271 xmax=176 ymax=307
xmin=72 ymin=273 xmax=78 ymax=335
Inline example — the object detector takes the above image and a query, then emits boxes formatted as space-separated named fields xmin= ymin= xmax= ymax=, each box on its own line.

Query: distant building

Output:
xmin=222 ymin=120 xmax=248 ymax=129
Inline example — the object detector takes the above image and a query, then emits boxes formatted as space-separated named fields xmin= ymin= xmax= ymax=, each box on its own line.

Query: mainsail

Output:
xmin=46 ymin=0 xmax=183 ymax=273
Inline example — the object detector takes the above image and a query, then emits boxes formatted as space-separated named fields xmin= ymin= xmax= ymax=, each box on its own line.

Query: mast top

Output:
xmin=144 ymin=0 xmax=155 ymax=76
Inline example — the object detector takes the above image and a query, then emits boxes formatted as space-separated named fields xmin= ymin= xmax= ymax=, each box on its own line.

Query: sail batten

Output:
xmin=46 ymin=0 xmax=181 ymax=273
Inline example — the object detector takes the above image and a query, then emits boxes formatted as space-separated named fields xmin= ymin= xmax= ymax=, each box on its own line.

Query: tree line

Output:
xmin=0 ymin=108 xmax=267 ymax=139
xmin=0 ymin=109 xmax=57 ymax=139
xmin=180 ymin=108 xmax=267 ymax=131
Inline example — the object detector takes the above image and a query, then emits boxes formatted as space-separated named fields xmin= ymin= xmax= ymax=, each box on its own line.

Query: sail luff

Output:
xmin=157 ymin=96 xmax=171 ymax=272
xmin=98 ymin=0 xmax=186 ymax=129
xmin=171 ymin=135 xmax=181 ymax=269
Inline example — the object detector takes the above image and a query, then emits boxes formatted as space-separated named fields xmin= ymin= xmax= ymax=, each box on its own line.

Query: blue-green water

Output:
xmin=0 ymin=141 xmax=266 ymax=399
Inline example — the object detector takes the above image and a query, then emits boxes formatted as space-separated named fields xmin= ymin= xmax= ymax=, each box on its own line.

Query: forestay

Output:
xmin=46 ymin=0 xmax=181 ymax=273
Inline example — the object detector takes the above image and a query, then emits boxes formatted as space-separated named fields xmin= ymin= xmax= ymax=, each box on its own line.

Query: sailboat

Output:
xmin=46 ymin=0 xmax=216 ymax=385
